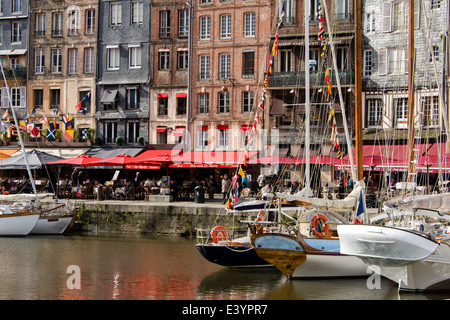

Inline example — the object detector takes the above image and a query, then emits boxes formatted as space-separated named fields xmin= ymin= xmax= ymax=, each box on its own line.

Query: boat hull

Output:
xmin=195 ymin=243 xmax=272 ymax=268
xmin=0 ymin=213 xmax=40 ymax=236
xmin=252 ymin=234 xmax=368 ymax=278
xmin=337 ymin=224 xmax=439 ymax=266
xmin=30 ymin=216 xmax=74 ymax=235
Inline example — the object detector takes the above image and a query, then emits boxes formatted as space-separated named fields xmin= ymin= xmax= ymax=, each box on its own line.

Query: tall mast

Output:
xmin=305 ymin=0 xmax=311 ymax=190
xmin=407 ymin=0 xmax=415 ymax=181
xmin=355 ymin=0 xmax=363 ymax=181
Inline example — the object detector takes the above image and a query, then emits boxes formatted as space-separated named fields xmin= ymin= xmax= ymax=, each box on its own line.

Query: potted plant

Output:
xmin=94 ymin=137 xmax=103 ymax=145
xmin=116 ymin=136 xmax=123 ymax=146
xmin=137 ymin=136 xmax=145 ymax=145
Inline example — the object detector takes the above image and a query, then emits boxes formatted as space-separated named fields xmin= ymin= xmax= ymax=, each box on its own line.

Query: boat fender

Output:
xmin=310 ymin=214 xmax=329 ymax=238
xmin=210 ymin=226 xmax=228 ymax=244
xmin=255 ymin=210 xmax=266 ymax=233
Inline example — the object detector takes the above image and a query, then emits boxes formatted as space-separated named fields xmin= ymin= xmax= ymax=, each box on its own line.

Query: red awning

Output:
xmin=240 ymin=125 xmax=252 ymax=132
xmin=173 ymin=127 xmax=185 ymax=136
xmin=176 ymin=93 xmax=187 ymax=98
xmin=170 ymin=151 xmax=259 ymax=168
xmin=156 ymin=127 xmax=167 ymax=132
xmin=157 ymin=93 xmax=168 ymax=98
xmin=217 ymin=125 xmax=229 ymax=130
xmin=198 ymin=126 xmax=208 ymax=131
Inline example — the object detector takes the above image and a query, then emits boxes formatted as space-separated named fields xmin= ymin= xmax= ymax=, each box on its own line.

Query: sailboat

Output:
xmin=337 ymin=0 xmax=450 ymax=291
xmin=0 ymin=60 xmax=75 ymax=235
xmin=249 ymin=0 xmax=369 ymax=279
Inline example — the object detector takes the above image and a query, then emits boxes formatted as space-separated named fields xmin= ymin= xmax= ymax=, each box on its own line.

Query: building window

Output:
xmin=281 ymin=0 xmax=294 ymax=24
xmin=217 ymin=126 xmax=229 ymax=148
xmin=126 ymin=87 xmax=139 ymax=110
xmin=388 ymin=48 xmax=407 ymax=75
xmin=179 ymin=9 xmax=189 ymax=37
xmin=12 ymin=0 xmax=22 ymax=13
xmin=107 ymin=46 xmax=120 ymax=70
xmin=366 ymin=98 xmax=383 ymax=127
xmin=197 ymin=127 xmax=208 ymax=147
xmin=177 ymin=96 xmax=187 ymax=115
xmin=104 ymin=121 xmax=118 ymax=144
xmin=243 ymin=51 xmax=254 ymax=77
xmin=160 ymin=11 xmax=170 ymax=37
xmin=219 ymin=53 xmax=230 ymax=79
xmin=35 ymin=13 xmax=45 ymax=37
xmin=33 ymin=89 xmax=43 ymax=109
xmin=392 ymin=1 xmax=407 ymax=32
xmin=51 ymin=48 xmax=62 ymax=73
xmin=129 ymin=45 xmax=141 ymax=69
xmin=68 ymin=9 xmax=79 ymax=36
xmin=242 ymin=91 xmax=254 ymax=113
xmin=200 ymin=16 xmax=211 ymax=40
xmin=50 ymin=88 xmax=60 ymax=109
xmin=157 ymin=129 xmax=167 ymax=144
xmin=423 ymin=96 xmax=439 ymax=127
xmin=431 ymin=0 xmax=441 ymax=9
xmin=11 ymin=22 xmax=22 ymax=43
xmin=131 ymin=2 xmax=143 ymax=24
xmin=363 ymin=50 xmax=372 ymax=76
xmin=84 ymin=48 xmax=94 ymax=74
xmin=68 ymin=49 xmax=78 ymax=74
xmin=177 ymin=50 xmax=188 ymax=70
xmin=394 ymin=97 xmax=408 ymax=129
xmin=52 ymin=13 xmax=63 ymax=36
xmin=159 ymin=51 xmax=170 ymax=70
xmin=220 ymin=14 xmax=231 ymax=39
xmin=85 ymin=9 xmax=95 ymax=34
xmin=35 ymin=49 xmax=45 ymax=74
xmin=244 ymin=12 xmax=255 ymax=37
xmin=280 ymin=49 xmax=292 ymax=72
xmin=127 ymin=120 xmax=140 ymax=144
xmin=199 ymin=55 xmax=210 ymax=80
xmin=365 ymin=12 xmax=375 ymax=33
xmin=158 ymin=96 xmax=168 ymax=116
xmin=336 ymin=0 xmax=349 ymax=20
xmin=110 ymin=3 xmax=122 ymax=26
xmin=336 ymin=47 xmax=348 ymax=71
xmin=430 ymin=45 xmax=439 ymax=62
xmin=198 ymin=93 xmax=209 ymax=114
xmin=219 ymin=92 xmax=229 ymax=113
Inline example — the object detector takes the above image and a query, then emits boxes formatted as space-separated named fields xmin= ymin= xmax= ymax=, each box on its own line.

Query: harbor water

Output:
xmin=0 ymin=233 xmax=448 ymax=301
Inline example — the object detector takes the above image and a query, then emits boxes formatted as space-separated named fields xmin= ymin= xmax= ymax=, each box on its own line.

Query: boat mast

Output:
xmin=0 ymin=63 xmax=40 ymax=204
xmin=355 ymin=0 xmax=363 ymax=182
xmin=407 ymin=0 xmax=416 ymax=182
xmin=305 ymin=0 xmax=311 ymax=191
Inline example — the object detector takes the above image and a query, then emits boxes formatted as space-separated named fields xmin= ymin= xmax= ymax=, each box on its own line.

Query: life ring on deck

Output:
xmin=310 ymin=213 xmax=329 ymax=238
xmin=211 ymin=226 xmax=228 ymax=244
xmin=255 ymin=210 xmax=266 ymax=233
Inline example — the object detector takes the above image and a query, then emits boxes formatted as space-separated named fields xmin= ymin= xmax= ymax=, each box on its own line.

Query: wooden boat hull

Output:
xmin=195 ymin=243 xmax=272 ymax=268
xmin=0 ymin=213 xmax=40 ymax=236
xmin=30 ymin=215 xmax=74 ymax=235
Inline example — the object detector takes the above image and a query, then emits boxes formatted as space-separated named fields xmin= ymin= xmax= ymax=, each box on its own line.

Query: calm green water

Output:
xmin=0 ymin=234 xmax=446 ymax=300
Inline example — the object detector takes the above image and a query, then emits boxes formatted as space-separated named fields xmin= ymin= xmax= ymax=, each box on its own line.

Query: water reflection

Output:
xmin=0 ymin=234 xmax=446 ymax=300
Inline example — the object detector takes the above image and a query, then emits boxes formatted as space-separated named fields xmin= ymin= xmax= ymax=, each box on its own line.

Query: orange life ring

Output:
xmin=310 ymin=213 xmax=329 ymax=238
xmin=211 ymin=226 xmax=228 ymax=243
xmin=255 ymin=210 xmax=266 ymax=233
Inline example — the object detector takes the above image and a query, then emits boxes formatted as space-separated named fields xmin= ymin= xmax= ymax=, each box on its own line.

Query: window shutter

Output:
xmin=20 ymin=86 xmax=26 ymax=107
xmin=378 ymin=49 xmax=388 ymax=75
xmin=382 ymin=2 xmax=392 ymax=33
xmin=1 ymin=87 xmax=8 ymax=108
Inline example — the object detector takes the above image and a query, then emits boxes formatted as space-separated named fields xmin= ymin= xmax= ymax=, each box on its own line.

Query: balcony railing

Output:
xmin=3 ymin=67 xmax=26 ymax=79
xmin=267 ymin=70 xmax=354 ymax=88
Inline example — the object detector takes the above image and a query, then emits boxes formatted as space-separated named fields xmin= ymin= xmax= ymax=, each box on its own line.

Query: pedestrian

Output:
xmin=70 ymin=168 xmax=78 ymax=186
xmin=221 ymin=174 xmax=231 ymax=203
xmin=206 ymin=175 xmax=217 ymax=200
xmin=77 ymin=170 xmax=84 ymax=196
xmin=134 ymin=172 xmax=142 ymax=187
xmin=232 ymin=173 xmax=241 ymax=197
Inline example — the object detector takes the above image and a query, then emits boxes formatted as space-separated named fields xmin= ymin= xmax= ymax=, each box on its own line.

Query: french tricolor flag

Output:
xmin=354 ymin=191 xmax=365 ymax=224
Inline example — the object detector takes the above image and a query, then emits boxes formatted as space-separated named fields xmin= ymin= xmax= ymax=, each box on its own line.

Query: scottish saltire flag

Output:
xmin=46 ymin=121 xmax=56 ymax=139
xmin=354 ymin=191 xmax=365 ymax=224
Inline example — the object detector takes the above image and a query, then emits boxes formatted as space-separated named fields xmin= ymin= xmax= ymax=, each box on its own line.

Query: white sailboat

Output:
xmin=337 ymin=0 xmax=450 ymax=292
xmin=249 ymin=0 xmax=368 ymax=279
xmin=0 ymin=60 xmax=75 ymax=235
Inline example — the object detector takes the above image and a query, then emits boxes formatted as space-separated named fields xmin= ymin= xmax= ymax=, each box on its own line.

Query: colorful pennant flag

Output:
xmin=2 ymin=109 xmax=8 ymax=119
xmin=46 ymin=121 xmax=56 ymax=139
xmin=65 ymin=129 xmax=74 ymax=141
xmin=226 ymin=198 xmax=232 ymax=209
xmin=238 ymin=166 xmax=246 ymax=179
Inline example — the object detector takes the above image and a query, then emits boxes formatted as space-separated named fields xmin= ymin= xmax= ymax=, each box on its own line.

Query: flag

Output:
xmin=254 ymin=111 xmax=260 ymax=124
xmin=278 ymin=1 xmax=285 ymax=27
xmin=80 ymin=108 xmax=87 ymax=115
xmin=39 ymin=116 xmax=48 ymax=127
xmin=2 ymin=109 xmax=8 ymax=119
xmin=46 ymin=121 xmax=56 ymax=139
xmin=354 ymin=191 xmax=365 ymax=224
xmin=238 ymin=166 xmax=246 ymax=179
xmin=65 ymin=129 xmax=74 ymax=141
xmin=53 ymin=108 xmax=59 ymax=115
xmin=30 ymin=126 xmax=40 ymax=138
xmin=75 ymin=101 xmax=82 ymax=112
xmin=264 ymin=76 xmax=269 ymax=88
xmin=233 ymin=195 xmax=238 ymax=203
xmin=63 ymin=114 xmax=73 ymax=130
xmin=82 ymin=92 xmax=90 ymax=103
xmin=31 ymin=107 xmax=36 ymax=115
xmin=19 ymin=121 xmax=27 ymax=131
xmin=226 ymin=198 xmax=232 ymax=209
xmin=328 ymin=107 xmax=334 ymax=121
xmin=81 ymin=128 xmax=88 ymax=140
xmin=77 ymin=191 xmax=82 ymax=198
xmin=325 ymin=68 xmax=331 ymax=101
xmin=272 ymin=31 xmax=279 ymax=56
xmin=6 ymin=126 xmax=11 ymax=138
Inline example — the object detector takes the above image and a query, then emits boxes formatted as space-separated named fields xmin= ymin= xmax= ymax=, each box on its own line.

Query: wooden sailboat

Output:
xmin=338 ymin=0 xmax=450 ymax=291
xmin=249 ymin=0 xmax=368 ymax=279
